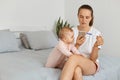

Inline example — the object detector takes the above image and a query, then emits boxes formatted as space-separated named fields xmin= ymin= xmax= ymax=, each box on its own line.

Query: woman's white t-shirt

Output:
xmin=72 ymin=26 xmax=102 ymax=58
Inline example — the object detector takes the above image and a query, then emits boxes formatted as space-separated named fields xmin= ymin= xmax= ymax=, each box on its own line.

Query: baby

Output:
xmin=45 ymin=27 xmax=85 ymax=68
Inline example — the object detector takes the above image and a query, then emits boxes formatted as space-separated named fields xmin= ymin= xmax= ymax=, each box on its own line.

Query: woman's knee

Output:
xmin=68 ymin=55 xmax=81 ymax=61
xmin=63 ymin=55 xmax=79 ymax=68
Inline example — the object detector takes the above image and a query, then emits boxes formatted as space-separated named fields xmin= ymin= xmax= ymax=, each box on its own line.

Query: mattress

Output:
xmin=0 ymin=48 xmax=120 ymax=80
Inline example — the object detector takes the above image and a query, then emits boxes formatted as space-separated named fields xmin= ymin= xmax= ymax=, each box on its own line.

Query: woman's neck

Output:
xmin=78 ymin=25 xmax=91 ymax=32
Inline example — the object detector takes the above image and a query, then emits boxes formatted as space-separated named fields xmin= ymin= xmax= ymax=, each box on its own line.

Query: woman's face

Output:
xmin=78 ymin=9 xmax=92 ymax=27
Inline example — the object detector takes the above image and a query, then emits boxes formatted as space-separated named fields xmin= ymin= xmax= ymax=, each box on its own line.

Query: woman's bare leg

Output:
xmin=73 ymin=66 xmax=83 ymax=80
xmin=60 ymin=55 xmax=96 ymax=80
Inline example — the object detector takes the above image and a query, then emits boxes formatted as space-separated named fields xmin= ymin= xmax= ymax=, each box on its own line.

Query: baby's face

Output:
xmin=64 ymin=31 xmax=74 ymax=44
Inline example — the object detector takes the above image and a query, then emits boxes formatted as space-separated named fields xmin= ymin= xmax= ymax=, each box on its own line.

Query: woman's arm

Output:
xmin=90 ymin=36 xmax=104 ymax=62
xmin=89 ymin=44 xmax=99 ymax=62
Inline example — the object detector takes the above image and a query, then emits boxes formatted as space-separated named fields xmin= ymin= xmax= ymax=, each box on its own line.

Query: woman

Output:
xmin=60 ymin=4 xmax=104 ymax=80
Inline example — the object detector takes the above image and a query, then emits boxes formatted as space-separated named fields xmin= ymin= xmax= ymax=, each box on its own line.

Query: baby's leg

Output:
xmin=57 ymin=55 xmax=67 ymax=69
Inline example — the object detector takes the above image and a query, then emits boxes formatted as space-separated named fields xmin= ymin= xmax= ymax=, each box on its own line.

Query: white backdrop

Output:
xmin=0 ymin=0 xmax=65 ymax=31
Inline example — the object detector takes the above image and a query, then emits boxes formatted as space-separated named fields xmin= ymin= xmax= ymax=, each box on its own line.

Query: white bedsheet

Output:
xmin=0 ymin=48 xmax=120 ymax=80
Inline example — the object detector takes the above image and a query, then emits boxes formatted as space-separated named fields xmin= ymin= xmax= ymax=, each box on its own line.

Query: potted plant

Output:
xmin=56 ymin=17 xmax=73 ymax=38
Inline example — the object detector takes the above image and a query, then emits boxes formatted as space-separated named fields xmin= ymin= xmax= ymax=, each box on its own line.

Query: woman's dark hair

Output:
xmin=78 ymin=4 xmax=94 ymax=26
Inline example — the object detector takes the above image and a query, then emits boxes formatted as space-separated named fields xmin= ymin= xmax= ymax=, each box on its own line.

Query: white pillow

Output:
xmin=0 ymin=31 xmax=20 ymax=53
xmin=24 ymin=31 xmax=58 ymax=50
xmin=0 ymin=29 xmax=9 ymax=31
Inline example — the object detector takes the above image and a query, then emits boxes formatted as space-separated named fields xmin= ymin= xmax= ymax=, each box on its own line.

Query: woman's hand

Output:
xmin=94 ymin=36 xmax=104 ymax=47
xmin=75 ymin=35 xmax=85 ymax=49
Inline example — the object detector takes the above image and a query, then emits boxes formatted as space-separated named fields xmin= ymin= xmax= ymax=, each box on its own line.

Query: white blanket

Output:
xmin=0 ymin=48 xmax=120 ymax=80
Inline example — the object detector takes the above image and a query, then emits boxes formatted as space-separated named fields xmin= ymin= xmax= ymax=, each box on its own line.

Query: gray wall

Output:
xmin=65 ymin=0 xmax=120 ymax=56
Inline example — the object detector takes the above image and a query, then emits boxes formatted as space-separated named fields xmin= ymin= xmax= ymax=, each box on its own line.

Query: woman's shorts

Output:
xmin=95 ymin=59 xmax=100 ymax=72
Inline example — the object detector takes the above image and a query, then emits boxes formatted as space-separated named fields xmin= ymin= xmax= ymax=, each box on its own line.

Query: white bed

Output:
xmin=0 ymin=30 xmax=120 ymax=80
xmin=0 ymin=48 xmax=60 ymax=80
xmin=0 ymin=48 xmax=120 ymax=80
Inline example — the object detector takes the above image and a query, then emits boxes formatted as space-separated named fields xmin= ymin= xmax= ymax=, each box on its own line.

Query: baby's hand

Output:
xmin=74 ymin=54 xmax=86 ymax=57
xmin=68 ymin=54 xmax=74 ymax=58
xmin=81 ymin=54 xmax=87 ymax=57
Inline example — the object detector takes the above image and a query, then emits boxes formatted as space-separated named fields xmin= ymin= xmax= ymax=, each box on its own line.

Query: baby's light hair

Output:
xmin=59 ymin=27 xmax=73 ymax=39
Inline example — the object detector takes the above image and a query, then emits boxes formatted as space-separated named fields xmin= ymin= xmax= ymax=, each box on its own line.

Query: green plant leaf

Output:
xmin=58 ymin=17 xmax=61 ymax=24
xmin=55 ymin=17 xmax=73 ymax=38
xmin=64 ymin=21 xmax=67 ymax=27
xmin=67 ymin=24 xmax=70 ymax=27
xmin=61 ymin=20 xmax=63 ymax=28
